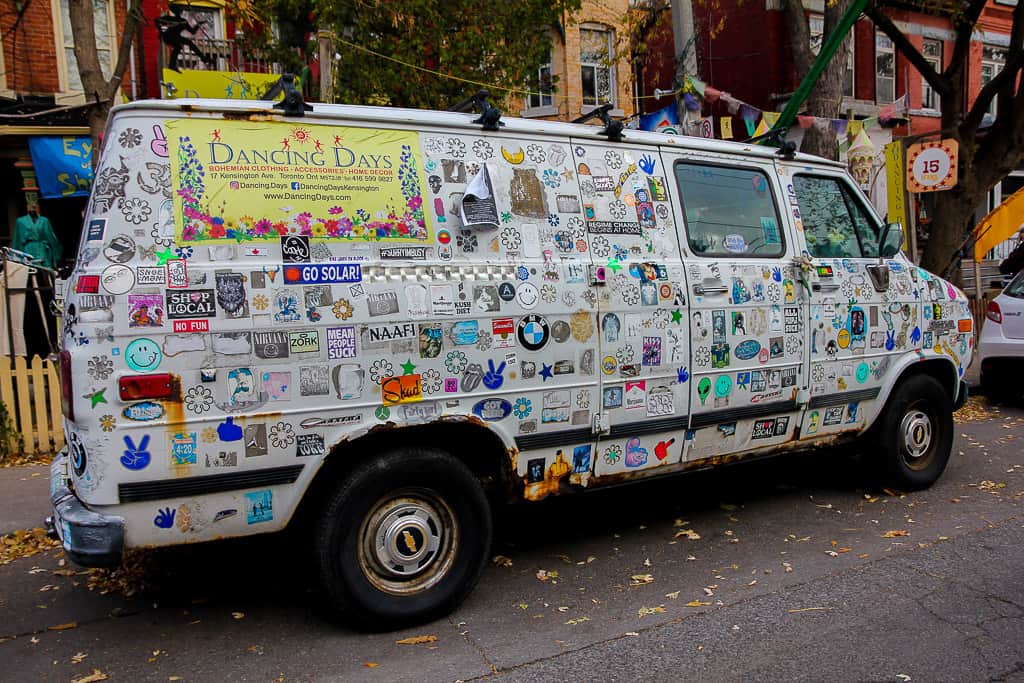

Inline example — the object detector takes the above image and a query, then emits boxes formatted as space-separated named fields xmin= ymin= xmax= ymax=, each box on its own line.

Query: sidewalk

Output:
xmin=0 ymin=464 xmax=51 ymax=535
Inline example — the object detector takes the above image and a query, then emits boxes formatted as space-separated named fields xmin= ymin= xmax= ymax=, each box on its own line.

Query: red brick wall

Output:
xmin=1 ymin=0 xmax=62 ymax=94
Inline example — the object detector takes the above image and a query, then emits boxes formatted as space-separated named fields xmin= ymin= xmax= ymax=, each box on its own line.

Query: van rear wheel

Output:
xmin=314 ymin=447 xmax=492 ymax=629
xmin=874 ymin=375 xmax=953 ymax=490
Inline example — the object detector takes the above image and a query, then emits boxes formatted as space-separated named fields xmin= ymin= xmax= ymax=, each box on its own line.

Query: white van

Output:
xmin=49 ymin=96 xmax=974 ymax=627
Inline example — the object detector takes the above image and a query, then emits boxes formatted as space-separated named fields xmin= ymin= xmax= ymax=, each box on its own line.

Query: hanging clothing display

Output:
xmin=13 ymin=212 xmax=62 ymax=270
xmin=0 ymin=260 xmax=29 ymax=357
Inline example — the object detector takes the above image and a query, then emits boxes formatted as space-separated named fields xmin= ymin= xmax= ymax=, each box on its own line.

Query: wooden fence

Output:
xmin=0 ymin=356 xmax=64 ymax=456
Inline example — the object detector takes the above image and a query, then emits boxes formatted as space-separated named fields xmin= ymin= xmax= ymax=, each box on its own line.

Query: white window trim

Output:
xmin=875 ymin=31 xmax=896 ymax=105
xmin=981 ymin=44 xmax=1006 ymax=117
xmin=51 ymin=0 xmax=119 ymax=103
xmin=920 ymin=38 xmax=942 ymax=112
xmin=579 ymin=23 xmax=616 ymax=112
xmin=0 ymin=31 xmax=11 ymax=98
xmin=523 ymin=49 xmax=556 ymax=117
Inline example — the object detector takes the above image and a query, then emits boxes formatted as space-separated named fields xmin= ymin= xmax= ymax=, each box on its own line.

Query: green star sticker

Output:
xmin=86 ymin=388 xmax=107 ymax=408
xmin=671 ymin=309 xmax=683 ymax=324
xmin=401 ymin=358 xmax=417 ymax=375
xmin=606 ymin=257 xmax=622 ymax=274
xmin=155 ymin=247 xmax=176 ymax=265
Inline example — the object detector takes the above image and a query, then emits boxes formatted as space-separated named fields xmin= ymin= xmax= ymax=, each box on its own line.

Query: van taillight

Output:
xmin=986 ymin=300 xmax=1002 ymax=324
xmin=119 ymin=374 xmax=173 ymax=401
xmin=59 ymin=350 xmax=74 ymax=421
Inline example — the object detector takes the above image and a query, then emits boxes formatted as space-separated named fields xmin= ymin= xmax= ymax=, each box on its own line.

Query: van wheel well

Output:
xmin=895 ymin=358 xmax=959 ymax=402
xmin=291 ymin=421 xmax=515 ymax=532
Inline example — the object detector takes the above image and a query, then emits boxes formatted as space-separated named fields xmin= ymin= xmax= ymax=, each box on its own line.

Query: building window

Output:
xmin=875 ymin=32 xmax=895 ymax=104
xmin=59 ymin=0 xmax=113 ymax=92
xmin=808 ymin=15 xmax=854 ymax=98
xmin=528 ymin=58 xmax=554 ymax=110
xmin=580 ymin=26 xmax=615 ymax=108
xmin=921 ymin=39 xmax=941 ymax=111
xmin=981 ymin=45 xmax=1006 ymax=116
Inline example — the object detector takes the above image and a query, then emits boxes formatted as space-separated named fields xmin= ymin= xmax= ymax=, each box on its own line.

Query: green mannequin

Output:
xmin=13 ymin=203 xmax=61 ymax=270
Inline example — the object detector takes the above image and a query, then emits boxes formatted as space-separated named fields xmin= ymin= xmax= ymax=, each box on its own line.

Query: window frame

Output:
xmin=526 ymin=53 xmax=555 ymax=112
xmin=673 ymin=159 xmax=787 ymax=259
xmin=875 ymin=32 xmax=895 ymax=105
xmin=579 ymin=25 xmax=616 ymax=110
xmin=53 ymin=0 xmax=117 ymax=95
xmin=792 ymin=172 xmax=883 ymax=260
xmin=921 ymin=38 xmax=942 ymax=111
xmin=981 ymin=44 xmax=1006 ymax=117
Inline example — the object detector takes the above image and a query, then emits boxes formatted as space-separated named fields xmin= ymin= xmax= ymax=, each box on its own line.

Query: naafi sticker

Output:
xmin=723 ymin=234 xmax=747 ymax=253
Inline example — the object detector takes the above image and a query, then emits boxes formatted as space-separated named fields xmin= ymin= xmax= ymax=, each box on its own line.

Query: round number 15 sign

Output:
xmin=906 ymin=139 xmax=958 ymax=193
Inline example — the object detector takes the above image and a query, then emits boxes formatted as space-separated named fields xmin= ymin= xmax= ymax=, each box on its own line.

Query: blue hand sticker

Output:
xmin=772 ymin=266 xmax=782 ymax=282
xmin=638 ymin=154 xmax=656 ymax=174
xmin=121 ymin=434 xmax=151 ymax=470
xmin=910 ymin=326 xmax=922 ymax=345
xmin=885 ymin=330 xmax=896 ymax=351
xmin=217 ymin=416 xmax=243 ymax=442
xmin=154 ymin=507 xmax=176 ymax=529
xmin=482 ymin=359 xmax=506 ymax=390
xmin=677 ymin=366 xmax=689 ymax=383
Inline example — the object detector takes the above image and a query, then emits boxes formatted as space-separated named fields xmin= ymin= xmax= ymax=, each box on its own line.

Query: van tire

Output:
xmin=314 ymin=447 xmax=492 ymax=629
xmin=874 ymin=375 xmax=953 ymax=490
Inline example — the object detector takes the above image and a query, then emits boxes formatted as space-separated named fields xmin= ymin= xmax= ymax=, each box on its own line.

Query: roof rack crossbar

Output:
xmin=572 ymin=103 xmax=624 ymax=142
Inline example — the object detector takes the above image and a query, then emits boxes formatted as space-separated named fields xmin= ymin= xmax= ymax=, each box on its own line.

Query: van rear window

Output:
xmin=674 ymin=162 xmax=784 ymax=258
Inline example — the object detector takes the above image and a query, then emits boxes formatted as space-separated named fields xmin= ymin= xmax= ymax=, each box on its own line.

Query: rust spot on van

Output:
xmin=221 ymin=111 xmax=276 ymax=122
xmin=522 ymin=450 xmax=572 ymax=502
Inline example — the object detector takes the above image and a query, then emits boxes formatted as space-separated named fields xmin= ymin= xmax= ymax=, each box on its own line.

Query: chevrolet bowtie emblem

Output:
xmin=401 ymin=530 xmax=418 ymax=554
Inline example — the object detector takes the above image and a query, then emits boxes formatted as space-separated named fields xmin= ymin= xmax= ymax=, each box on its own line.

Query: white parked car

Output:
xmin=980 ymin=270 xmax=1024 ymax=399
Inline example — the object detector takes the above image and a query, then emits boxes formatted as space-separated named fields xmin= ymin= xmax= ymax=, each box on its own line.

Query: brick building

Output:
xmin=507 ymin=0 xmax=636 ymax=124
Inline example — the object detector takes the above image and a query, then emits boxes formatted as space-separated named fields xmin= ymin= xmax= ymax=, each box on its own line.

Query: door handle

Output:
xmin=812 ymin=282 xmax=840 ymax=292
xmin=694 ymin=284 xmax=728 ymax=295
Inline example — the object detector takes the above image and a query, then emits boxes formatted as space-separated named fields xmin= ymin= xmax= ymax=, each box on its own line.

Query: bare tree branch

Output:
xmin=865 ymin=4 xmax=947 ymax=97
xmin=947 ymin=0 xmax=988 ymax=84
xmin=963 ymin=51 xmax=1024 ymax=133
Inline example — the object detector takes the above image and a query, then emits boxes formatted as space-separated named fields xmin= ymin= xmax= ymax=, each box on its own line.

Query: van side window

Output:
xmin=793 ymin=175 xmax=880 ymax=259
xmin=674 ymin=162 xmax=784 ymax=258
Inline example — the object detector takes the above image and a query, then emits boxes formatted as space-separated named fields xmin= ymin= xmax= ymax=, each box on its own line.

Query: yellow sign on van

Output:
xmin=167 ymin=119 xmax=431 ymax=244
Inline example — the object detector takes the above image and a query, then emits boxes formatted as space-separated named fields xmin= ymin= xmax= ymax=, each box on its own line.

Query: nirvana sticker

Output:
xmin=367 ymin=291 xmax=400 ymax=317
xmin=253 ymin=331 xmax=290 ymax=359
xmin=167 ymin=289 xmax=215 ymax=318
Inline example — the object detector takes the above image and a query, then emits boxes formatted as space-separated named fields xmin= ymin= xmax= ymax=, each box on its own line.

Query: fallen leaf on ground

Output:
xmin=665 ymin=591 xmax=680 ymax=599
xmin=231 ymin=612 xmax=245 ymax=620
xmin=47 ymin=622 xmax=77 ymax=631
xmin=363 ymin=663 xmax=378 ymax=669
xmin=565 ymin=616 xmax=590 ymax=626
xmin=536 ymin=569 xmax=559 ymax=581
xmin=675 ymin=529 xmax=700 ymax=540
xmin=686 ymin=600 xmax=712 ymax=607
xmin=396 ymin=635 xmax=438 ymax=645
xmin=492 ymin=555 xmax=513 ymax=567
xmin=71 ymin=652 xmax=88 ymax=664
xmin=630 ymin=574 xmax=654 ymax=586
xmin=71 ymin=669 xmax=108 ymax=683
xmin=882 ymin=530 xmax=909 ymax=538
xmin=638 ymin=605 xmax=666 ymax=618
xmin=0 ymin=528 xmax=61 ymax=566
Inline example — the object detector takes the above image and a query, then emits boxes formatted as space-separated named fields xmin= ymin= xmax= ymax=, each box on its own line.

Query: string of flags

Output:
xmin=639 ymin=75 xmax=909 ymax=145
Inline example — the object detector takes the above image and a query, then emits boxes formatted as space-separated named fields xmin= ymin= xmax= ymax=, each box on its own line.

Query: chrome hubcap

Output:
xmin=358 ymin=491 xmax=457 ymax=596
xmin=900 ymin=410 xmax=932 ymax=460
xmin=373 ymin=502 xmax=442 ymax=577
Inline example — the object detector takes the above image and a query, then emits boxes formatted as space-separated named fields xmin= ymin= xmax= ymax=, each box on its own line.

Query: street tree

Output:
xmin=312 ymin=0 xmax=582 ymax=110
xmin=866 ymin=0 xmax=1024 ymax=274
xmin=66 ymin=0 xmax=143 ymax=163
xmin=781 ymin=0 xmax=854 ymax=160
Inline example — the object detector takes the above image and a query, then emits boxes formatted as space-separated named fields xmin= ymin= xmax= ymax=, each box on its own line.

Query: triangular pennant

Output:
xmin=797 ymin=115 xmax=815 ymax=129
xmin=704 ymin=85 xmax=721 ymax=103
xmin=744 ymin=117 xmax=757 ymax=137
xmin=848 ymin=119 xmax=863 ymax=136
xmin=832 ymin=119 xmax=848 ymax=136
xmin=754 ymin=117 xmax=770 ymax=137
xmin=763 ymin=111 xmax=781 ymax=127
xmin=720 ymin=117 xmax=734 ymax=139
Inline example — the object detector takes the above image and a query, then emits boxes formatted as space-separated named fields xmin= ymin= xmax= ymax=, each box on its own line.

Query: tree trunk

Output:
xmin=919 ymin=189 xmax=978 ymax=283
xmin=781 ymin=0 xmax=852 ymax=160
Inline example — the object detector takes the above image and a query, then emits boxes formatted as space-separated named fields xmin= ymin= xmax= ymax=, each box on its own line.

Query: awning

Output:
xmin=973 ymin=186 xmax=1024 ymax=260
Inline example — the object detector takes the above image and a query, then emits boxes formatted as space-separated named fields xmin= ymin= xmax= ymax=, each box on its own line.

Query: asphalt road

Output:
xmin=1 ymin=399 xmax=1022 ymax=682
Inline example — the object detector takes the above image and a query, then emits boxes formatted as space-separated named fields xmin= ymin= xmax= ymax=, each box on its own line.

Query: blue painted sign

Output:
xmin=27 ymin=136 xmax=93 ymax=199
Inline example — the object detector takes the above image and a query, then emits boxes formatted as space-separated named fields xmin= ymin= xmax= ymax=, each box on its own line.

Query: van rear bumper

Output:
xmin=46 ymin=450 xmax=125 ymax=568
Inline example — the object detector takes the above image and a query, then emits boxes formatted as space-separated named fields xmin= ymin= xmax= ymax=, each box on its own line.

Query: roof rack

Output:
xmin=449 ymin=89 xmax=504 ymax=131
xmin=262 ymin=74 xmax=313 ymax=117
xmin=572 ymin=103 xmax=623 ymax=143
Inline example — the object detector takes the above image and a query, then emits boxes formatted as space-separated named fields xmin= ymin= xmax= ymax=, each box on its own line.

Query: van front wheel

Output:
xmin=875 ymin=375 xmax=953 ymax=490
xmin=314 ymin=447 xmax=492 ymax=629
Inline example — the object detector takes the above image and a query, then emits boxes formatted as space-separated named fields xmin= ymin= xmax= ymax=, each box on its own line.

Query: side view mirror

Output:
xmin=878 ymin=222 xmax=905 ymax=258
